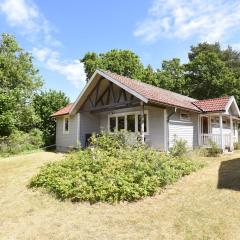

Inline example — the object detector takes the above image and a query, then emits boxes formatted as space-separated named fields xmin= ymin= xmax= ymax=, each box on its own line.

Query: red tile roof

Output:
xmin=193 ymin=96 xmax=230 ymax=112
xmin=101 ymin=70 xmax=200 ymax=111
xmin=52 ymin=70 xmax=233 ymax=116
xmin=51 ymin=103 xmax=74 ymax=117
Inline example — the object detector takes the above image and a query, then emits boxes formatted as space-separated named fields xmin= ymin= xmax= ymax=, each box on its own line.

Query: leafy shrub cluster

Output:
xmin=29 ymin=132 xmax=202 ymax=203
xmin=206 ymin=139 xmax=222 ymax=157
xmin=234 ymin=141 xmax=240 ymax=150
xmin=169 ymin=138 xmax=188 ymax=157
xmin=0 ymin=129 xmax=44 ymax=156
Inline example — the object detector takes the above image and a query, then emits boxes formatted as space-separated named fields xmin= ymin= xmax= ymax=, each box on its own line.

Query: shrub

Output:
xmin=0 ymin=129 xmax=43 ymax=156
xmin=187 ymin=147 xmax=208 ymax=159
xmin=207 ymin=139 xmax=222 ymax=157
xmin=169 ymin=138 xmax=188 ymax=157
xmin=234 ymin=141 xmax=240 ymax=150
xmin=29 ymin=132 xmax=203 ymax=203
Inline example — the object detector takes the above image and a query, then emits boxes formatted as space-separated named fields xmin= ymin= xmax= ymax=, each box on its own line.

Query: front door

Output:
xmin=202 ymin=117 xmax=208 ymax=134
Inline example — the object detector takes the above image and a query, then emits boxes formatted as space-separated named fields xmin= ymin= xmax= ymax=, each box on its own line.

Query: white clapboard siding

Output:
xmin=169 ymin=121 xmax=194 ymax=148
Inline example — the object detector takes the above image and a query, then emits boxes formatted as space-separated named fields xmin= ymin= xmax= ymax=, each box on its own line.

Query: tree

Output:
xmin=189 ymin=42 xmax=240 ymax=78
xmin=81 ymin=49 xmax=145 ymax=81
xmin=188 ymin=42 xmax=222 ymax=61
xmin=0 ymin=33 xmax=43 ymax=136
xmin=156 ymin=58 xmax=187 ymax=95
xmin=33 ymin=90 xmax=70 ymax=145
xmin=185 ymin=52 xmax=240 ymax=100
xmin=141 ymin=64 xmax=157 ymax=86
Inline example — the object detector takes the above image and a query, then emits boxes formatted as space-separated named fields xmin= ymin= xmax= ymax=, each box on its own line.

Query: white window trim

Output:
xmin=63 ymin=115 xmax=70 ymax=134
xmin=108 ymin=110 xmax=149 ymax=135
xmin=180 ymin=111 xmax=191 ymax=121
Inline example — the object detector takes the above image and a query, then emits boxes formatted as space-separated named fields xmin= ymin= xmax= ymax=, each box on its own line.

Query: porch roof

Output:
xmin=51 ymin=103 xmax=74 ymax=117
xmin=193 ymin=96 xmax=230 ymax=112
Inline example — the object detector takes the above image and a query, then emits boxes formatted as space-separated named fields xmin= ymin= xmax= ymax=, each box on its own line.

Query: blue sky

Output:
xmin=1 ymin=0 xmax=240 ymax=101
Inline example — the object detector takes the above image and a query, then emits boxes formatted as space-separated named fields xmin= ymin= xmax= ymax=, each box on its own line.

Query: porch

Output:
xmin=199 ymin=114 xmax=238 ymax=150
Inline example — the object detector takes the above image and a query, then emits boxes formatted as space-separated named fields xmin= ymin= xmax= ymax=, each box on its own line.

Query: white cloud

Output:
xmin=46 ymin=59 xmax=86 ymax=88
xmin=134 ymin=0 xmax=240 ymax=43
xmin=0 ymin=0 xmax=86 ymax=88
xmin=0 ymin=0 xmax=58 ymax=45
xmin=32 ymin=47 xmax=59 ymax=62
xmin=32 ymin=47 xmax=86 ymax=88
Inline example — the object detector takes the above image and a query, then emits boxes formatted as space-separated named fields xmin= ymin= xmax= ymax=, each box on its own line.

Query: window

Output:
xmin=117 ymin=116 xmax=125 ymax=131
xmin=127 ymin=115 xmax=135 ymax=132
xmin=138 ymin=114 xmax=147 ymax=133
xmin=109 ymin=117 xmax=116 ymax=132
xmin=63 ymin=117 xmax=69 ymax=134
xmin=108 ymin=111 xmax=148 ymax=134
xmin=180 ymin=112 xmax=190 ymax=121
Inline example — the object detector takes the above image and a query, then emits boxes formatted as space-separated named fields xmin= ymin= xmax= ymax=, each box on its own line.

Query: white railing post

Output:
xmin=230 ymin=115 xmax=234 ymax=151
xmin=219 ymin=114 xmax=224 ymax=150
xmin=140 ymin=102 xmax=145 ymax=144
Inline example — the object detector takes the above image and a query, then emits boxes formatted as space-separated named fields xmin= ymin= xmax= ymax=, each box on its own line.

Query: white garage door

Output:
xmin=169 ymin=121 xmax=194 ymax=148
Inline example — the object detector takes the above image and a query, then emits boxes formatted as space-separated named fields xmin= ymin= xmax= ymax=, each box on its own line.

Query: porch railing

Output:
xmin=200 ymin=133 xmax=232 ymax=148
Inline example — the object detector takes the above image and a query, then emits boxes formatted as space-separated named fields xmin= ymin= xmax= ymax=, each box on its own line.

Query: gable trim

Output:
xmin=225 ymin=96 xmax=240 ymax=117
xmin=70 ymin=70 xmax=148 ymax=115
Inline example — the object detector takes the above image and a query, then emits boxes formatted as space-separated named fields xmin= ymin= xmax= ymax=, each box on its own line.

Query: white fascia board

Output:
xmin=70 ymin=69 xmax=148 ymax=115
xmin=69 ymin=71 xmax=99 ymax=115
xmin=225 ymin=96 xmax=240 ymax=117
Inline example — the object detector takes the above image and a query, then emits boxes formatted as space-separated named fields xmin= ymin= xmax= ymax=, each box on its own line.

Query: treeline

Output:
xmin=81 ymin=44 xmax=240 ymax=104
xmin=0 ymin=33 xmax=69 ymax=154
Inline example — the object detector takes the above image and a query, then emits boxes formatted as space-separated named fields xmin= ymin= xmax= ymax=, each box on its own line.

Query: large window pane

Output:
xmin=118 ymin=116 xmax=125 ymax=131
xmin=127 ymin=115 xmax=135 ymax=132
xmin=110 ymin=117 xmax=116 ymax=132
xmin=138 ymin=114 xmax=147 ymax=132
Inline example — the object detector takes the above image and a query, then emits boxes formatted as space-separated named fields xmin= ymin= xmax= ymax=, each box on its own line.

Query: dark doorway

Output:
xmin=202 ymin=117 xmax=209 ymax=134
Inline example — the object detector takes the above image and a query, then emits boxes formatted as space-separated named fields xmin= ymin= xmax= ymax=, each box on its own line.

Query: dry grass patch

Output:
xmin=0 ymin=151 xmax=240 ymax=239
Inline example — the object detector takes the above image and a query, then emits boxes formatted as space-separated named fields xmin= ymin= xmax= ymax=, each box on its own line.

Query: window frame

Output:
xmin=108 ymin=110 xmax=149 ymax=135
xmin=63 ymin=115 xmax=70 ymax=134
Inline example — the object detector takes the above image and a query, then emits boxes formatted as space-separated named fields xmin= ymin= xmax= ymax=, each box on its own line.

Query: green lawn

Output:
xmin=0 ymin=151 xmax=240 ymax=239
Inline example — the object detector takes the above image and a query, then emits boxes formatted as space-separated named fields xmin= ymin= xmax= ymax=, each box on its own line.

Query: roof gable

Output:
xmin=70 ymin=69 xmax=200 ymax=114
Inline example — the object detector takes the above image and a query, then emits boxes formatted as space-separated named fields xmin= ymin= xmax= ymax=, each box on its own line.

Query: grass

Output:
xmin=1 ymin=151 xmax=240 ymax=239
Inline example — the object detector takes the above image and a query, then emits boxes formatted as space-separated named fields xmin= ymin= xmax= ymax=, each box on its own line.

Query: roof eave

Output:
xmin=148 ymin=100 xmax=201 ymax=113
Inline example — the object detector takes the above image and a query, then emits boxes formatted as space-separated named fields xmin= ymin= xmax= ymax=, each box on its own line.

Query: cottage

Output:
xmin=52 ymin=69 xmax=240 ymax=152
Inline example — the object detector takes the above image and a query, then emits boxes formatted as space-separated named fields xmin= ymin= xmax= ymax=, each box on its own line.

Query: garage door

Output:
xmin=169 ymin=121 xmax=194 ymax=148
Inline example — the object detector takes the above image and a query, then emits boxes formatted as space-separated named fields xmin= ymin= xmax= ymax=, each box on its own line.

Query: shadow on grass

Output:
xmin=218 ymin=158 xmax=240 ymax=191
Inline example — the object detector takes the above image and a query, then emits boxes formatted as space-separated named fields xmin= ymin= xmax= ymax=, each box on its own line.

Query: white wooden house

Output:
xmin=52 ymin=70 xmax=240 ymax=152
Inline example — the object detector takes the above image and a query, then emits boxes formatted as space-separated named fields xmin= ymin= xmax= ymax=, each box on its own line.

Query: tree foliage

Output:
xmin=33 ymin=90 xmax=70 ymax=145
xmin=156 ymin=58 xmax=187 ymax=95
xmin=186 ymin=43 xmax=240 ymax=102
xmin=81 ymin=49 xmax=145 ymax=81
xmin=0 ymin=33 xmax=43 ymax=136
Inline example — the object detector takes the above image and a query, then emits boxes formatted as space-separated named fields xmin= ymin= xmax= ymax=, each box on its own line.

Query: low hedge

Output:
xmin=29 ymin=132 xmax=203 ymax=203
xmin=0 ymin=129 xmax=44 ymax=157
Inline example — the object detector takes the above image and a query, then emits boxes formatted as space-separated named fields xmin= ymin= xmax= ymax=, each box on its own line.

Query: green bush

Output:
xmin=207 ymin=139 xmax=222 ymax=157
xmin=169 ymin=138 xmax=188 ymax=157
xmin=234 ymin=141 xmax=240 ymax=150
xmin=187 ymin=147 xmax=208 ymax=158
xmin=29 ymin=132 xmax=203 ymax=203
xmin=0 ymin=129 xmax=43 ymax=156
